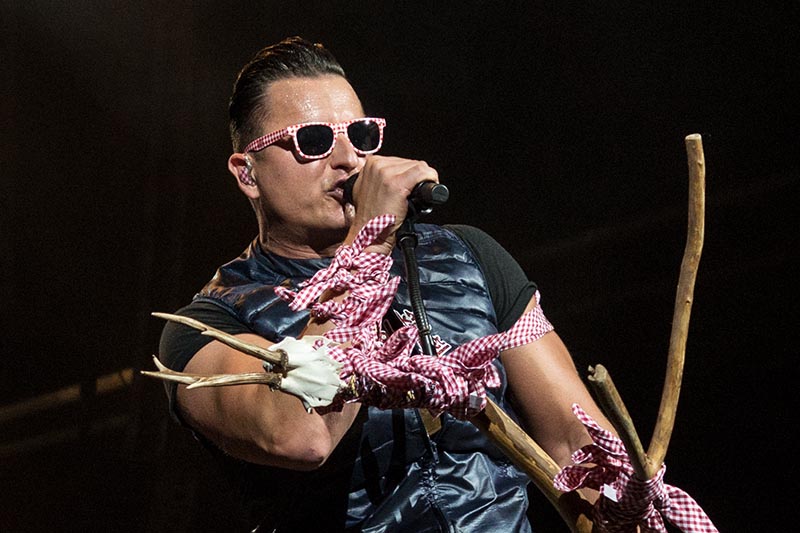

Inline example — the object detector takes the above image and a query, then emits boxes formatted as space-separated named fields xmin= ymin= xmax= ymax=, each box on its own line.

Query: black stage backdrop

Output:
xmin=1 ymin=2 xmax=796 ymax=531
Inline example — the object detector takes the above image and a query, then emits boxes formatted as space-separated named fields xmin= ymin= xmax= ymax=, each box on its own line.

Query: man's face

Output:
xmin=249 ymin=75 xmax=367 ymax=249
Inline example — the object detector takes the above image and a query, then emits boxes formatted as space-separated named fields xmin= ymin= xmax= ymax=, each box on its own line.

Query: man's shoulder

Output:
xmin=205 ymin=239 xmax=286 ymax=288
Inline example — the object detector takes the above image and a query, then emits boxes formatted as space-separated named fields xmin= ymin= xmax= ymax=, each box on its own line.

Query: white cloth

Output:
xmin=274 ymin=336 xmax=345 ymax=410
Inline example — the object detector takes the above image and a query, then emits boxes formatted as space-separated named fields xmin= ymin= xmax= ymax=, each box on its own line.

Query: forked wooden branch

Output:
xmin=474 ymin=136 xmax=705 ymax=529
xmin=587 ymin=134 xmax=706 ymax=481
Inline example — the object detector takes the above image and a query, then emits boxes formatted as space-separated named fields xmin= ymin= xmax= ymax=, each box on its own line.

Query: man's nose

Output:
xmin=329 ymin=132 xmax=359 ymax=168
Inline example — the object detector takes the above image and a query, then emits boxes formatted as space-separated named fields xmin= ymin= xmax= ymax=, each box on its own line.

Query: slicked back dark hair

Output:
xmin=228 ymin=36 xmax=347 ymax=152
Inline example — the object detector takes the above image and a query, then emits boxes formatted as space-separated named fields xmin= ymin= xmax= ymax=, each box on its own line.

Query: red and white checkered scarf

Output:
xmin=554 ymin=404 xmax=718 ymax=532
xmin=275 ymin=215 xmax=554 ymax=418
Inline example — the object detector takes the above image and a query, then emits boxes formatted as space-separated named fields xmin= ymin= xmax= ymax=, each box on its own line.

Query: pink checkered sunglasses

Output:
xmin=243 ymin=117 xmax=386 ymax=160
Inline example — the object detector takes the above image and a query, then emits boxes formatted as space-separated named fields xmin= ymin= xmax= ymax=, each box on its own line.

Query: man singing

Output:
xmin=158 ymin=36 xmax=618 ymax=532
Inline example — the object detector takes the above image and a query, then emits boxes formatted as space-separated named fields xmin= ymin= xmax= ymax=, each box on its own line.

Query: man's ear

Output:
xmin=228 ymin=153 xmax=260 ymax=199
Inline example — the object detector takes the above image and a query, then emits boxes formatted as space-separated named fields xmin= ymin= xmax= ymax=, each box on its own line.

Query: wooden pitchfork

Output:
xmin=144 ymin=134 xmax=705 ymax=532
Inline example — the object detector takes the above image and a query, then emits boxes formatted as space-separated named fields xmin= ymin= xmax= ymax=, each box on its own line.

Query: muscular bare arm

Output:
xmin=500 ymin=296 xmax=613 ymax=468
xmin=177 ymin=330 xmax=360 ymax=471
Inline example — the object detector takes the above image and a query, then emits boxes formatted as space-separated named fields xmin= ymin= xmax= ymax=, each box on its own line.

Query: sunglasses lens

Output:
xmin=347 ymin=120 xmax=382 ymax=152
xmin=296 ymin=124 xmax=335 ymax=156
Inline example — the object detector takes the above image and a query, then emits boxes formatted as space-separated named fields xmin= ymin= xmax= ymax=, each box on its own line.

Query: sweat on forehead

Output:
xmin=257 ymin=76 xmax=364 ymax=129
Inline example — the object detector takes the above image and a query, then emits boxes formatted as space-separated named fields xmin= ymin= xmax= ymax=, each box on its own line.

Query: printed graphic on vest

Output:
xmin=381 ymin=308 xmax=453 ymax=356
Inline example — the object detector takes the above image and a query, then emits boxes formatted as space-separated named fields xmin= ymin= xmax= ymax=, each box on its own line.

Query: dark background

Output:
xmin=1 ymin=2 xmax=796 ymax=531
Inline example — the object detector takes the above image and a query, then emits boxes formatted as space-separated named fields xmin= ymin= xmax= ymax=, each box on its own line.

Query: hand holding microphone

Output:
xmin=343 ymin=174 xmax=448 ymax=212
xmin=343 ymin=156 xmax=447 ymax=214
xmin=340 ymin=156 xmax=446 ymax=254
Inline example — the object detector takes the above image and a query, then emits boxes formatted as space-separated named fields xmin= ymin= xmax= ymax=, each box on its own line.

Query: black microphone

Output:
xmin=342 ymin=174 xmax=449 ymax=210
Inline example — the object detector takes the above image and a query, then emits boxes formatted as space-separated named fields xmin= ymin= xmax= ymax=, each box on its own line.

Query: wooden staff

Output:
xmin=648 ymin=133 xmax=706 ymax=476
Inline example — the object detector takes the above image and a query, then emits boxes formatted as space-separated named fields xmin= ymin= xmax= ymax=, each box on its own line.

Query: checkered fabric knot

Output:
xmin=277 ymin=224 xmax=558 ymax=419
xmin=553 ymin=404 xmax=718 ymax=533
xmin=322 ymin=291 xmax=555 ymax=419
xmin=275 ymin=214 xmax=400 ymax=340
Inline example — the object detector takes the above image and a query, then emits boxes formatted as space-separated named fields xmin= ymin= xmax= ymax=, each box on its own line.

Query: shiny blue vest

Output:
xmin=195 ymin=224 xmax=531 ymax=532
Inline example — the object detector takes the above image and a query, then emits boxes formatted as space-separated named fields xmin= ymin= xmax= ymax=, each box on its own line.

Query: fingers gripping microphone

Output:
xmin=342 ymin=174 xmax=449 ymax=212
